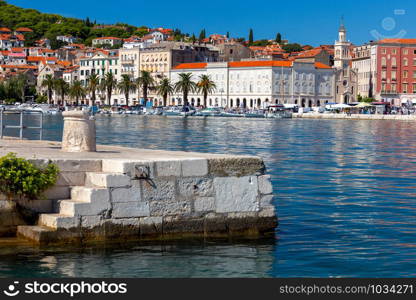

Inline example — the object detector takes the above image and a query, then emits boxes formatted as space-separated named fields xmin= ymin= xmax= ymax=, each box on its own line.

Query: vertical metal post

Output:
xmin=39 ymin=112 xmax=43 ymax=140
xmin=19 ymin=111 xmax=23 ymax=139
xmin=0 ymin=110 xmax=3 ymax=139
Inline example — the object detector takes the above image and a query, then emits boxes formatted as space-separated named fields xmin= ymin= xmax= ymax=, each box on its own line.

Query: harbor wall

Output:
xmin=293 ymin=113 xmax=416 ymax=121
xmin=4 ymin=144 xmax=277 ymax=245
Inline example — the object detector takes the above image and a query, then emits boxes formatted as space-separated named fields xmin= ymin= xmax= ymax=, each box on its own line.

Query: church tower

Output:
xmin=334 ymin=18 xmax=351 ymax=69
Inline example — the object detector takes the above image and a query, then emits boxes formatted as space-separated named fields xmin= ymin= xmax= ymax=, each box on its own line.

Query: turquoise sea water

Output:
xmin=2 ymin=115 xmax=416 ymax=278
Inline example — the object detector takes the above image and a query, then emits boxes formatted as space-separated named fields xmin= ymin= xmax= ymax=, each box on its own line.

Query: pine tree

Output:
xmin=199 ymin=29 xmax=206 ymax=42
xmin=275 ymin=32 xmax=282 ymax=44
xmin=226 ymin=32 xmax=230 ymax=39
xmin=248 ymin=29 xmax=253 ymax=45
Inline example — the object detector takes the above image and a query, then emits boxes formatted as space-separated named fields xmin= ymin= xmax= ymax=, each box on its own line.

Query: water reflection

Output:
xmin=3 ymin=116 xmax=416 ymax=277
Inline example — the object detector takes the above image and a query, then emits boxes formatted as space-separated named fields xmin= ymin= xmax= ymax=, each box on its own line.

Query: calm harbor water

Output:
xmin=2 ymin=115 xmax=416 ymax=277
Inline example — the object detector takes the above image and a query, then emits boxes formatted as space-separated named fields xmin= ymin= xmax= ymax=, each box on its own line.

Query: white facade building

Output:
xmin=169 ymin=61 xmax=335 ymax=108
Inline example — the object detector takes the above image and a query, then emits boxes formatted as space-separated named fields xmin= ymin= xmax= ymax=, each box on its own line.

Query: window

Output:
xmin=414 ymin=50 xmax=416 ymax=55
xmin=80 ymin=70 xmax=84 ymax=76
xmin=382 ymin=70 xmax=387 ymax=79
xmin=391 ymin=70 xmax=396 ymax=80
xmin=382 ymin=48 xmax=387 ymax=54
xmin=403 ymin=70 xmax=408 ymax=78
xmin=403 ymin=83 xmax=408 ymax=93
xmin=404 ymin=58 xmax=408 ymax=66
xmin=392 ymin=49 xmax=397 ymax=54
xmin=404 ymin=49 xmax=409 ymax=55
xmin=413 ymin=83 xmax=416 ymax=93
xmin=381 ymin=57 xmax=387 ymax=66
xmin=413 ymin=71 xmax=416 ymax=79
xmin=392 ymin=57 xmax=397 ymax=66
xmin=413 ymin=58 xmax=416 ymax=66
xmin=391 ymin=83 xmax=396 ymax=92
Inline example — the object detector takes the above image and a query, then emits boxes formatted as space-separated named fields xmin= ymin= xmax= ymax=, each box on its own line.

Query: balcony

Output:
xmin=121 ymin=59 xmax=135 ymax=64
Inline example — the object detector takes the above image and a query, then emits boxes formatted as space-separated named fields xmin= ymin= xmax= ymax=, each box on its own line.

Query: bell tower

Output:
xmin=334 ymin=17 xmax=351 ymax=69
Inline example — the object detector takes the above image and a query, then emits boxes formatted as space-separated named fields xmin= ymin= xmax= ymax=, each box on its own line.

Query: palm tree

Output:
xmin=54 ymin=78 xmax=69 ymax=106
xmin=69 ymin=80 xmax=86 ymax=106
xmin=174 ymin=73 xmax=197 ymax=106
xmin=136 ymin=71 xmax=154 ymax=106
xmin=155 ymin=78 xmax=174 ymax=107
xmin=117 ymin=74 xmax=136 ymax=106
xmin=87 ymin=73 xmax=100 ymax=106
xmin=100 ymin=72 xmax=117 ymax=106
xmin=41 ymin=74 xmax=55 ymax=104
xmin=15 ymin=73 xmax=28 ymax=102
xmin=197 ymin=75 xmax=216 ymax=107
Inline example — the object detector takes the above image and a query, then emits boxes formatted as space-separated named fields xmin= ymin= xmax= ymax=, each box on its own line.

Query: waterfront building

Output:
xmin=119 ymin=47 xmax=140 ymax=79
xmin=214 ymin=42 xmax=251 ymax=62
xmin=351 ymin=44 xmax=377 ymax=99
xmin=372 ymin=39 xmax=416 ymax=105
xmin=169 ymin=60 xmax=335 ymax=108
xmin=57 ymin=35 xmax=78 ymax=44
xmin=0 ymin=33 xmax=24 ymax=50
xmin=79 ymin=50 xmax=120 ymax=104
xmin=333 ymin=20 xmax=358 ymax=104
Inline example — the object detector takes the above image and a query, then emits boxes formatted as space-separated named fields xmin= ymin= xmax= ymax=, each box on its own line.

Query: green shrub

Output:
xmin=0 ymin=153 xmax=59 ymax=200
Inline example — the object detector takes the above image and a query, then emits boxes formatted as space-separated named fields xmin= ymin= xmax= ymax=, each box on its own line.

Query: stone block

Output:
xmin=163 ymin=215 xmax=205 ymax=235
xmin=208 ymin=157 xmax=265 ymax=177
xmin=181 ymin=159 xmax=208 ymax=177
xmin=194 ymin=197 xmax=215 ymax=212
xmin=177 ymin=178 xmax=213 ymax=198
xmin=155 ymin=160 xmax=181 ymax=177
xmin=16 ymin=199 xmax=53 ymax=213
xmin=60 ymin=199 xmax=110 ymax=216
xmin=258 ymin=207 xmax=276 ymax=218
xmin=102 ymin=160 xmax=155 ymax=178
xmin=44 ymin=186 xmax=70 ymax=200
xmin=214 ymin=176 xmax=259 ymax=213
xmin=260 ymin=195 xmax=274 ymax=208
xmin=110 ymin=218 xmax=140 ymax=226
xmin=112 ymin=201 xmax=150 ymax=218
xmin=258 ymin=175 xmax=273 ymax=195
xmin=149 ymin=200 xmax=191 ymax=217
xmin=81 ymin=215 xmax=102 ymax=228
xmin=111 ymin=187 xmax=141 ymax=203
xmin=141 ymin=179 xmax=176 ymax=202
xmin=0 ymin=200 xmax=14 ymax=210
xmin=71 ymin=187 xmax=110 ymax=203
xmin=39 ymin=214 xmax=79 ymax=229
xmin=51 ymin=159 xmax=101 ymax=172
xmin=56 ymin=172 xmax=86 ymax=187
xmin=140 ymin=216 xmax=163 ymax=236
xmin=86 ymin=172 xmax=131 ymax=188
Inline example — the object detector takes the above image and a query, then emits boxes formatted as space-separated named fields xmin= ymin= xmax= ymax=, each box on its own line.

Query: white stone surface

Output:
xmin=112 ymin=201 xmax=150 ymax=218
xmin=111 ymin=187 xmax=141 ymax=203
xmin=139 ymin=216 xmax=163 ymax=226
xmin=60 ymin=199 xmax=110 ymax=216
xmin=177 ymin=178 xmax=213 ymax=198
xmin=71 ymin=187 xmax=109 ymax=203
xmin=56 ymin=171 xmax=86 ymax=186
xmin=260 ymin=195 xmax=274 ymax=208
xmin=258 ymin=175 xmax=273 ymax=195
xmin=52 ymin=159 xmax=101 ymax=172
xmin=149 ymin=201 xmax=191 ymax=216
xmin=181 ymin=159 xmax=208 ymax=177
xmin=155 ymin=160 xmax=181 ymax=177
xmin=44 ymin=186 xmax=70 ymax=200
xmin=39 ymin=214 xmax=79 ymax=229
xmin=110 ymin=218 xmax=140 ymax=226
xmin=141 ymin=179 xmax=176 ymax=202
xmin=101 ymin=160 xmax=155 ymax=178
xmin=81 ymin=215 xmax=102 ymax=228
xmin=194 ymin=197 xmax=215 ymax=212
xmin=258 ymin=207 xmax=276 ymax=218
xmin=214 ymin=176 xmax=260 ymax=213
xmin=86 ymin=172 xmax=131 ymax=188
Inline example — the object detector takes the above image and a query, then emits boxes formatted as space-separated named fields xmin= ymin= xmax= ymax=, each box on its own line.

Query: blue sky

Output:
xmin=7 ymin=0 xmax=416 ymax=46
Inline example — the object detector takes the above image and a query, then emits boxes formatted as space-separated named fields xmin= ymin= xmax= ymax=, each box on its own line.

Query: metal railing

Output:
xmin=0 ymin=109 xmax=43 ymax=140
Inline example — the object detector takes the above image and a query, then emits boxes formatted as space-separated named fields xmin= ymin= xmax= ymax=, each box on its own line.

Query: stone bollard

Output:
xmin=61 ymin=111 xmax=96 ymax=152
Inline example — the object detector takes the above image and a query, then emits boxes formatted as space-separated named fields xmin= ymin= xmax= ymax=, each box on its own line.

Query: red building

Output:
xmin=376 ymin=39 xmax=416 ymax=105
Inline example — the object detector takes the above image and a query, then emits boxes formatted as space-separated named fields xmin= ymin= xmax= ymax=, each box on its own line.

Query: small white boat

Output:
xmin=163 ymin=106 xmax=182 ymax=116
xmin=199 ymin=107 xmax=221 ymax=117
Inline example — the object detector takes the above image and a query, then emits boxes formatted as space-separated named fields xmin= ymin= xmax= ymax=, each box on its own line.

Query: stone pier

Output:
xmin=0 ymin=139 xmax=277 ymax=245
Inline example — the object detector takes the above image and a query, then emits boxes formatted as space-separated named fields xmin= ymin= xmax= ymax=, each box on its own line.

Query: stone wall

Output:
xmin=17 ymin=156 xmax=277 ymax=245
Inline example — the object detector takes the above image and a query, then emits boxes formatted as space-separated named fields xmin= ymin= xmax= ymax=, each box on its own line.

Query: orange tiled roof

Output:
xmin=0 ymin=27 xmax=11 ymax=32
xmin=11 ymin=47 xmax=24 ymax=52
xmin=295 ymin=48 xmax=323 ymax=59
xmin=314 ymin=62 xmax=331 ymax=69
xmin=15 ymin=27 xmax=33 ymax=32
xmin=57 ymin=60 xmax=71 ymax=67
xmin=378 ymin=38 xmax=416 ymax=44
xmin=1 ymin=64 xmax=37 ymax=69
xmin=173 ymin=63 xmax=208 ymax=69
xmin=229 ymin=60 xmax=292 ymax=68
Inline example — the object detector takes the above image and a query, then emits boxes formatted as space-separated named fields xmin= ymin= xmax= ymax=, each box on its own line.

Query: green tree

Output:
xmin=41 ymin=74 xmax=55 ymax=104
xmin=117 ymin=74 xmax=135 ymax=106
xmin=53 ymin=78 xmax=68 ymax=105
xmin=100 ymin=72 xmax=117 ymax=106
xmin=197 ymin=75 xmax=216 ymax=107
xmin=155 ymin=78 xmax=174 ymax=107
xmin=87 ymin=73 xmax=100 ymax=106
xmin=174 ymin=73 xmax=196 ymax=106
xmin=248 ymin=28 xmax=254 ymax=45
xmin=275 ymin=32 xmax=282 ymax=44
xmin=199 ymin=29 xmax=206 ymax=42
xmin=282 ymin=43 xmax=303 ymax=53
xmin=69 ymin=80 xmax=85 ymax=106
xmin=136 ymin=71 xmax=154 ymax=106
